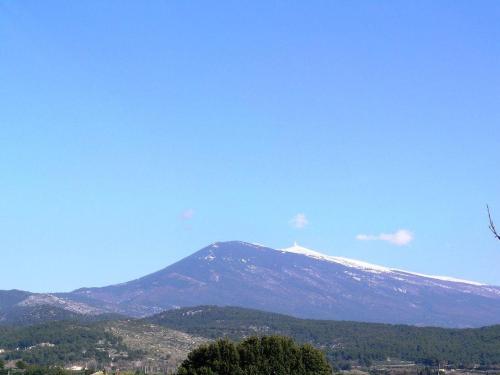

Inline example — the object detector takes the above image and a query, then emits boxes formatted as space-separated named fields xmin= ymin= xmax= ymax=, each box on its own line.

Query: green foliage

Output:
xmin=0 ymin=303 xmax=125 ymax=327
xmin=177 ymin=336 xmax=332 ymax=375
xmin=149 ymin=305 xmax=500 ymax=369
xmin=16 ymin=360 xmax=28 ymax=369
xmin=0 ymin=321 xmax=143 ymax=366
xmin=0 ymin=359 xmax=4 ymax=369
xmin=24 ymin=365 xmax=69 ymax=375
xmin=3 ymin=305 xmax=500 ymax=371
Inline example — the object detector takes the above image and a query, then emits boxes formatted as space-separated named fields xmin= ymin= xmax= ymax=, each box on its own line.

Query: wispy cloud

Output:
xmin=180 ymin=209 xmax=195 ymax=220
xmin=290 ymin=213 xmax=308 ymax=229
xmin=356 ymin=229 xmax=413 ymax=246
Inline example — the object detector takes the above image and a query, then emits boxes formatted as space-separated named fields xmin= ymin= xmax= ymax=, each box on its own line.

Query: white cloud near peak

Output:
xmin=290 ymin=213 xmax=308 ymax=229
xmin=356 ymin=229 xmax=413 ymax=246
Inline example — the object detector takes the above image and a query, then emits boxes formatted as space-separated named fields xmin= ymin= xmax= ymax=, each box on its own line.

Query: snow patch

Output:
xmin=393 ymin=270 xmax=484 ymax=286
xmin=281 ymin=243 xmax=390 ymax=274
xmin=247 ymin=265 xmax=257 ymax=272
xmin=344 ymin=271 xmax=362 ymax=282
xmin=204 ymin=254 xmax=215 ymax=262
xmin=279 ymin=243 xmax=485 ymax=286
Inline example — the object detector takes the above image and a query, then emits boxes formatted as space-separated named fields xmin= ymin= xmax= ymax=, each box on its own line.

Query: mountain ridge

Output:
xmin=278 ymin=242 xmax=485 ymax=286
xmin=2 ymin=241 xmax=500 ymax=327
xmin=63 ymin=241 xmax=500 ymax=327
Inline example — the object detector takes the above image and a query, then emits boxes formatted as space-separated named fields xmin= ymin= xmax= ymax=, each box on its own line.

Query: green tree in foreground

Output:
xmin=16 ymin=360 xmax=28 ymax=369
xmin=177 ymin=336 xmax=332 ymax=375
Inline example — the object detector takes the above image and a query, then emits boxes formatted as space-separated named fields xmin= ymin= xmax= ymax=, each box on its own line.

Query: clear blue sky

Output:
xmin=1 ymin=1 xmax=499 ymax=292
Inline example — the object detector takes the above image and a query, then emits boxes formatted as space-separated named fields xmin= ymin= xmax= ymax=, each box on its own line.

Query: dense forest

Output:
xmin=0 ymin=321 xmax=142 ymax=366
xmin=2 ymin=305 xmax=500 ymax=370
xmin=147 ymin=306 xmax=500 ymax=369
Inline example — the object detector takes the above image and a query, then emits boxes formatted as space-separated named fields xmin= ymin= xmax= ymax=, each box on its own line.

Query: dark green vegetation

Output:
xmin=0 ymin=321 xmax=142 ymax=366
xmin=0 ymin=364 xmax=70 ymax=375
xmin=177 ymin=336 xmax=332 ymax=375
xmin=0 ymin=305 xmax=121 ymax=327
xmin=0 ymin=319 xmax=206 ymax=372
xmin=148 ymin=306 xmax=500 ymax=369
xmin=0 ymin=360 xmax=89 ymax=375
xmin=0 ymin=304 xmax=81 ymax=326
xmin=3 ymin=305 xmax=500 ymax=371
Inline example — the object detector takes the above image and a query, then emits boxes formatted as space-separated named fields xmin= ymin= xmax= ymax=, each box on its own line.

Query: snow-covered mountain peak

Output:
xmin=279 ymin=242 xmax=484 ymax=286
xmin=281 ymin=242 xmax=328 ymax=258
xmin=280 ymin=242 xmax=391 ymax=274
xmin=54 ymin=240 xmax=500 ymax=327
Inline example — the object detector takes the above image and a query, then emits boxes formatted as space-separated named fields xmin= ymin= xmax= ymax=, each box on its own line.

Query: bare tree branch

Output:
xmin=487 ymin=205 xmax=500 ymax=241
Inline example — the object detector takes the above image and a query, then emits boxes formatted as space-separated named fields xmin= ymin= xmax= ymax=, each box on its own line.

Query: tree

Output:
xmin=487 ymin=205 xmax=500 ymax=241
xmin=16 ymin=360 xmax=28 ymax=369
xmin=178 ymin=338 xmax=242 ymax=375
xmin=177 ymin=336 xmax=332 ymax=375
xmin=0 ymin=359 xmax=4 ymax=369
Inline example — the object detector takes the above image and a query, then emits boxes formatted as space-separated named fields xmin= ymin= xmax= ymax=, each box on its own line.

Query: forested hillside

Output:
xmin=147 ymin=306 xmax=500 ymax=368
xmin=0 ymin=321 xmax=139 ymax=366
xmin=0 ymin=319 xmax=206 ymax=371
xmin=3 ymin=306 xmax=500 ymax=371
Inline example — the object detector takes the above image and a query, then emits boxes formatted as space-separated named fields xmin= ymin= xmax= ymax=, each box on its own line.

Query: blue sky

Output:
xmin=1 ymin=1 xmax=499 ymax=292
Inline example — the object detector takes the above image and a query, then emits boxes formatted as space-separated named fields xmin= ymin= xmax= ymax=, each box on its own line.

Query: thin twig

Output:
xmin=487 ymin=205 xmax=500 ymax=240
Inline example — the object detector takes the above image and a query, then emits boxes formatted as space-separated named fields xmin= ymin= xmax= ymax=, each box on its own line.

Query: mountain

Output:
xmin=0 ymin=290 xmax=117 ymax=326
xmin=62 ymin=241 xmax=500 ymax=327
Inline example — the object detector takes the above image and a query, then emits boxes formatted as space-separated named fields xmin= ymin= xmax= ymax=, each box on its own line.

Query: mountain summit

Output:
xmin=57 ymin=241 xmax=500 ymax=327
xmin=2 ymin=241 xmax=500 ymax=327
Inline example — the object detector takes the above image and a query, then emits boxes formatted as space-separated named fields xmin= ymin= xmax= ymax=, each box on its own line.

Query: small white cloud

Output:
xmin=356 ymin=234 xmax=376 ymax=241
xmin=356 ymin=229 xmax=413 ymax=246
xmin=290 ymin=213 xmax=308 ymax=229
xmin=180 ymin=209 xmax=195 ymax=220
